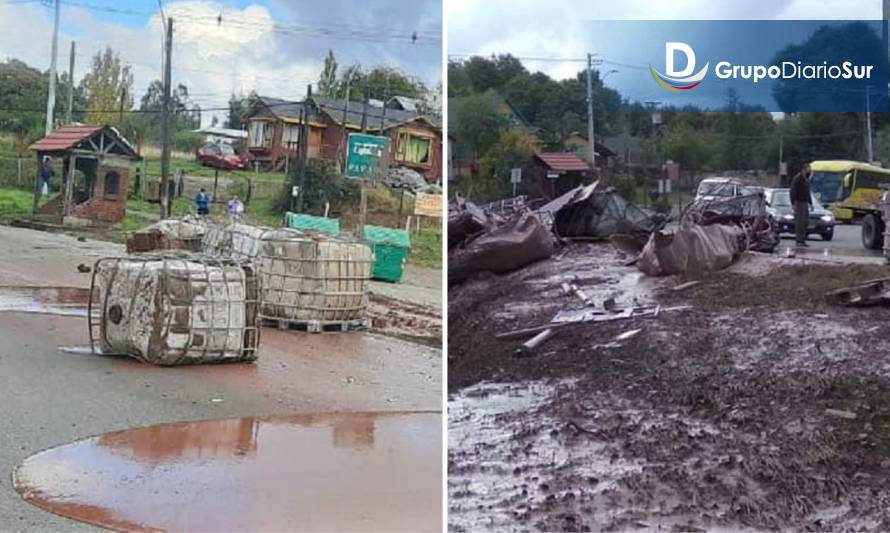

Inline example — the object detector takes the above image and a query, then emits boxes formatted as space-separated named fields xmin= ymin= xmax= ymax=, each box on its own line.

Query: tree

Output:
xmin=80 ymin=46 xmax=133 ymax=127
xmin=314 ymin=51 xmax=426 ymax=102
xmin=451 ymin=91 xmax=508 ymax=161
xmin=318 ymin=50 xmax=338 ymax=97
xmin=226 ymin=94 xmax=245 ymax=130
xmin=480 ymin=128 xmax=538 ymax=184
xmin=770 ymin=22 xmax=884 ymax=112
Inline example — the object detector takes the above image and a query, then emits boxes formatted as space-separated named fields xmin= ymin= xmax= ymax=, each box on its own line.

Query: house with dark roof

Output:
xmin=242 ymin=96 xmax=327 ymax=171
xmin=242 ymin=94 xmax=442 ymax=182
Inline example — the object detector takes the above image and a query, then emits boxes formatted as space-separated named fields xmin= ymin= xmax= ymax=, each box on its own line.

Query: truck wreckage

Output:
xmin=448 ymin=181 xmax=779 ymax=353
xmin=448 ymin=181 xmax=777 ymax=283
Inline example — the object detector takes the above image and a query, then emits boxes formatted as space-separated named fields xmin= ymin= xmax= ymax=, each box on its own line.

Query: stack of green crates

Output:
xmin=285 ymin=212 xmax=340 ymax=235
xmin=363 ymin=225 xmax=411 ymax=283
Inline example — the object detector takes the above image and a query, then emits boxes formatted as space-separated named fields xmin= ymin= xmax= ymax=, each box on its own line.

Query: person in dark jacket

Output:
xmin=789 ymin=163 xmax=813 ymax=246
xmin=38 ymin=156 xmax=54 ymax=196
xmin=194 ymin=188 xmax=210 ymax=215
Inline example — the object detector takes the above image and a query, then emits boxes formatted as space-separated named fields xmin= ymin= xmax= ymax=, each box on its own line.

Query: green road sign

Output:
xmin=345 ymin=133 xmax=390 ymax=180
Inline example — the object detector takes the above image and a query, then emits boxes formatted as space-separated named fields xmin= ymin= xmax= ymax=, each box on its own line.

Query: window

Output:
xmin=104 ymin=170 xmax=120 ymax=197
xmin=396 ymin=131 xmax=432 ymax=166
xmin=248 ymin=120 xmax=271 ymax=148
xmin=282 ymin=124 xmax=301 ymax=149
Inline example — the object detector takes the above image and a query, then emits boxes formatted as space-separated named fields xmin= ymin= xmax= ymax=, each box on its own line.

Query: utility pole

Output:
xmin=866 ymin=85 xmax=874 ymax=163
xmin=45 ymin=0 xmax=61 ymax=135
xmin=778 ymin=135 xmax=784 ymax=186
xmin=586 ymin=53 xmax=601 ymax=182
xmin=160 ymin=17 xmax=173 ymax=219
xmin=296 ymin=84 xmax=312 ymax=213
xmin=358 ymin=87 xmax=370 ymax=237
xmin=65 ymin=41 xmax=75 ymax=125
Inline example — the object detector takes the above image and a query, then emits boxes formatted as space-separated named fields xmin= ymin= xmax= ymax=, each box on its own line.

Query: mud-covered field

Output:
xmin=448 ymin=243 xmax=890 ymax=531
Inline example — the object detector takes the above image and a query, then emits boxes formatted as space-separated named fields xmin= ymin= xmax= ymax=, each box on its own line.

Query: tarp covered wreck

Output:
xmin=537 ymin=182 xmax=668 ymax=240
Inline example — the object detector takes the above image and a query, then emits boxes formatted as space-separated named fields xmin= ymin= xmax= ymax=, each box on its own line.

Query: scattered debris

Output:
xmin=76 ymin=263 xmax=91 ymax=273
xmin=496 ymin=305 xmax=660 ymax=341
xmin=825 ymin=408 xmax=857 ymax=420
xmin=449 ymin=210 xmax=554 ymax=284
xmin=614 ymin=328 xmax=641 ymax=341
xmin=670 ymin=280 xmax=701 ymax=292
xmin=825 ymin=278 xmax=890 ymax=307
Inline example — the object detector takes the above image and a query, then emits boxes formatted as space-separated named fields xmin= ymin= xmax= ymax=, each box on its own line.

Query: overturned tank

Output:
xmin=126 ymin=216 xmax=208 ymax=253
xmin=257 ymin=228 xmax=373 ymax=328
xmin=89 ymin=253 xmax=260 ymax=365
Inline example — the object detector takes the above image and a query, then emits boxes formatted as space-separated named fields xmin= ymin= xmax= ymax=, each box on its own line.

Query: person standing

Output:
xmin=789 ymin=162 xmax=813 ymax=247
xmin=227 ymin=195 xmax=244 ymax=222
xmin=39 ymin=156 xmax=54 ymax=196
xmin=194 ymin=188 xmax=210 ymax=216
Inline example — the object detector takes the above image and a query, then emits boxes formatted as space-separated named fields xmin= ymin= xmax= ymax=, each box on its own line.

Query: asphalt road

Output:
xmin=775 ymin=222 xmax=885 ymax=263
xmin=0 ymin=225 xmax=442 ymax=531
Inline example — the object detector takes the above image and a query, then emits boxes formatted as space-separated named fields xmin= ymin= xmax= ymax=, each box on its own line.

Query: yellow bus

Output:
xmin=809 ymin=160 xmax=890 ymax=249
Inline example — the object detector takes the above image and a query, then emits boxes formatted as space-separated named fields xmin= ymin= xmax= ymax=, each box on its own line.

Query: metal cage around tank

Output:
xmin=256 ymin=229 xmax=374 ymax=327
xmin=88 ymin=252 xmax=261 ymax=365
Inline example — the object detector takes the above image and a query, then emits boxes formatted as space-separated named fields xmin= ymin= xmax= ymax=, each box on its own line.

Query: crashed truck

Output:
xmin=448 ymin=179 xmax=779 ymax=282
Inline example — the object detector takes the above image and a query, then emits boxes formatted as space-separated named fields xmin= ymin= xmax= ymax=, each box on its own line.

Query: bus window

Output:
xmin=855 ymin=170 xmax=890 ymax=189
xmin=810 ymin=171 xmax=846 ymax=203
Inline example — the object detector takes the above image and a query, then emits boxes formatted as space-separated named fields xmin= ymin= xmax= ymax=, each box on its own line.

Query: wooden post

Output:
xmin=358 ymin=180 xmax=368 ymax=238
xmin=63 ymin=153 xmax=76 ymax=217
xmin=213 ymin=168 xmax=219 ymax=202
xmin=159 ymin=17 xmax=173 ymax=219
xmin=31 ymin=154 xmax=41 ymax=215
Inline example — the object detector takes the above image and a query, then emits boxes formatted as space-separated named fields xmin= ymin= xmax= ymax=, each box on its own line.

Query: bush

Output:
xmin=280 ymin=159 xmax=356 ymax=215
xmin=172 ymin=131 xmax=204 ymax=153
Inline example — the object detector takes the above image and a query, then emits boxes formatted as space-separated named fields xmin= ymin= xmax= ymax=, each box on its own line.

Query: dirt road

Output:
xmin=449 ymin=242 xmax=890 ymax=531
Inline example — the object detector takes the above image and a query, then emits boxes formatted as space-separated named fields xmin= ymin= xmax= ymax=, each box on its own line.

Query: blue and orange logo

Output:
xmin=650 ymin=42 xmax=709 ymax=91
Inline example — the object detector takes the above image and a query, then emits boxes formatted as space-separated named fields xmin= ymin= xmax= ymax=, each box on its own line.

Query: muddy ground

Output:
xmin=449 ymin=242 xmax=890 ymax=531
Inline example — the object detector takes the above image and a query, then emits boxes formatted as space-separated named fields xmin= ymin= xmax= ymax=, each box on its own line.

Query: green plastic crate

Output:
xmin=363 ymin=225 xmax=411 ymax=282
xmin=285 ymin=212 xmax=340 ymax=235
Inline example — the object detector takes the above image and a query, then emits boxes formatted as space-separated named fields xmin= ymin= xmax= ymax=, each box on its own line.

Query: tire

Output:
xmin=861 ymin=214 xmax=884 ymax=250
xmin=822 ymin=229 xmax=834 ymax=241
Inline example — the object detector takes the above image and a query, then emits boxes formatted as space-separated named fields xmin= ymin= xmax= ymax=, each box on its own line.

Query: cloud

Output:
xmin=0 ymin=0 xmax=441 ymax=126
xmin=448 ymin=0 xmax=883 ymax=80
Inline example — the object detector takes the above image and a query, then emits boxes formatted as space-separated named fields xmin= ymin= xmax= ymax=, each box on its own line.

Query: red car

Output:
xmin=196 ymin=143 xmax=249 ymax=170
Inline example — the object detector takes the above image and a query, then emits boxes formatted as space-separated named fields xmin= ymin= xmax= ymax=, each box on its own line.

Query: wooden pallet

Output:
xmin=261 ymin=317 xmax=366 ymax=333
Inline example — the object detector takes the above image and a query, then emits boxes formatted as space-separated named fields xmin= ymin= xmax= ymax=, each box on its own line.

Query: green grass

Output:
xmin=0 ymin=187 xmax=33 ymax=222
xmin=126 ymin=196 xmax=192 ymax=217
xmin=132 ymin=156 xmax=287 ymax=184
xmin=408 ymin=227 xmax=442 ymax=269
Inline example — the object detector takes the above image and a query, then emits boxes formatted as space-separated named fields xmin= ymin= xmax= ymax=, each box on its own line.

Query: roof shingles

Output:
xmin=535 ymin=152 xmax=591 ymax=172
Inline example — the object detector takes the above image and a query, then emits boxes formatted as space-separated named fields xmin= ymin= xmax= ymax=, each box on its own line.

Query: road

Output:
xmin=0 ymin=225 xmax=442 ymax=531
xmin=775 ymin=222 xmax=884 ymax=264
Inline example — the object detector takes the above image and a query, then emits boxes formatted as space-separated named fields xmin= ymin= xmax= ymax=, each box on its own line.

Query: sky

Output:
xmin=0 ymin=0 xmax=443 ymax=126
xmin=448 ymin=0 xmax=885 ymax=88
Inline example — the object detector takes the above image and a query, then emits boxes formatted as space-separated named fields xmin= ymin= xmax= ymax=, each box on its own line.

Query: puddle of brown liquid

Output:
xmin=15 ymin=412 xmax=442 ymax=532
xmin=0 ymin=286 xmax=91 ymax=317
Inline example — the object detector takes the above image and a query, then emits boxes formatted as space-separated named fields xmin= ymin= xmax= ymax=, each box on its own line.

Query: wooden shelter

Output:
xmin=28 ymin=125 xmax=141 ymax=224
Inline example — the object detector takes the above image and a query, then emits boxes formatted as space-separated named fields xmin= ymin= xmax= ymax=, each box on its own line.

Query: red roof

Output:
xmin=28 ymin=126 xmax=103 ymax=153
xmin=535 ymin=152 xmax=590 ymax=172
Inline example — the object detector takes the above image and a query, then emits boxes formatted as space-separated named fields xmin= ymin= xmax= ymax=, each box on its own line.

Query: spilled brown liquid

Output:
xmin=15 ymin=412 xmax=442 ymax=532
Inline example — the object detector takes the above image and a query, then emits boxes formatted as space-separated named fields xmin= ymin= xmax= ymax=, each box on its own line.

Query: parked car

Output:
xmin=763 ymin=187 xmax=835 ymax=241
xmin=196 ymin=143 xmax=249 ymax=170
